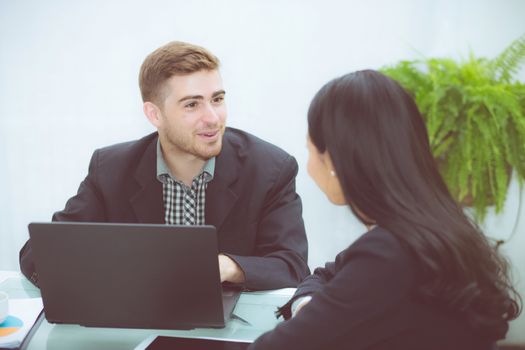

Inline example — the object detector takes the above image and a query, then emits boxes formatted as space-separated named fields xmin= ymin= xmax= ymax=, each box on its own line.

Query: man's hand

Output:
xmin=218 ymin=254 xmax=246 ymax=284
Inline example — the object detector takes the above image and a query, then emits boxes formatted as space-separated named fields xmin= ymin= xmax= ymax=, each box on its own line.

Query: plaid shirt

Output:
xmin=156 ymin=140 xmax=214 ymax=225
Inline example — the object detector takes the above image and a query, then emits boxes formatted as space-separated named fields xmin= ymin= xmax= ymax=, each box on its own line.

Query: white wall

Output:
xmin=1 ymin=0 xmax=524 ymax=343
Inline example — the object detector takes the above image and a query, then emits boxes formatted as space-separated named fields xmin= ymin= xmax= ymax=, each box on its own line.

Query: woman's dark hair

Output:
xmin=308 ymin=69 xmax=521 ymax=339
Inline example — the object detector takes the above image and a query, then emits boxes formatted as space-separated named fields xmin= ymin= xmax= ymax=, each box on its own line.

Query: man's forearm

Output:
xmin=226 ymin=254 xmax=309 ymax=290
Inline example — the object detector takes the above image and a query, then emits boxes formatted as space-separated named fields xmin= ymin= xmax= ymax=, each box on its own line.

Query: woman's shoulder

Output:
xmin=344 ymin=226 xmax=408 ymax=257
xmin=354 ymin=225 xmax=401 ymax=246
xmin=334 ymin=226 xmax=416 ymax=275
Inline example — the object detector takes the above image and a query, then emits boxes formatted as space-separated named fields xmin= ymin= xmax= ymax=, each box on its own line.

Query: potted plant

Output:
xmin=381 ymin=34 xmax=525 ymax=221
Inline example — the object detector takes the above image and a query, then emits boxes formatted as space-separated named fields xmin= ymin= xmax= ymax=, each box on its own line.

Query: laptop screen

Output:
xmin=28 ymin=222 xmax=236 ymax=329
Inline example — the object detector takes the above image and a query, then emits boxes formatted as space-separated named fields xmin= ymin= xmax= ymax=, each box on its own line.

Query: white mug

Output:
xmin=0 ymin=291 xmax=8 ymax=324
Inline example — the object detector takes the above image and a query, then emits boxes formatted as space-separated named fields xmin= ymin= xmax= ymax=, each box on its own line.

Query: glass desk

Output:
xmin=0 ymin=271 xmax=293 ymax=350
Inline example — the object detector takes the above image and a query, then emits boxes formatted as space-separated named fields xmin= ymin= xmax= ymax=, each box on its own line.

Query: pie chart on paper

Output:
xmin=0 ymin=316 xmax=24 ymax=337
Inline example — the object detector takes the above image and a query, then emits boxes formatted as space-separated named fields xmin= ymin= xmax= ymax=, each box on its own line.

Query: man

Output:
xmin=19 ymin=41 xmax=309 ymax=290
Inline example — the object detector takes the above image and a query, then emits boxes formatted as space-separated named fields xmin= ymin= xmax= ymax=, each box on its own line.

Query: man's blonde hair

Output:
xmin=139 ymin=41 xmax=220 ymax=105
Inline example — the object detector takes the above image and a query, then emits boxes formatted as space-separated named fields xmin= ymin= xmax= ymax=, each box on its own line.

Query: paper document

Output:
xmin=0 ymin=274 xmax=43 ymax=350
xmin=0 ymin=298 xmax=43 ymax=349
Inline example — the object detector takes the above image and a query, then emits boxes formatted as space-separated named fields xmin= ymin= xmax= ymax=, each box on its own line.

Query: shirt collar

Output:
xmin=156 ymin=139 xmax=215 ymax=183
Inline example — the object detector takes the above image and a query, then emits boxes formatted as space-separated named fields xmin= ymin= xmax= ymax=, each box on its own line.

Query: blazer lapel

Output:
xmin=128 ymin=131 xmax=240 ymax=228
xmin=130 ymin=136 xmax=164 ymax=224
xmin=205 ymin=134 xmax=240 ymax=231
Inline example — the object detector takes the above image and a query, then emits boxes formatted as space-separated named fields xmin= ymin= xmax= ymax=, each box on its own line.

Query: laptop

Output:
xmin=28 ymin=222 xmax=242 ymax=330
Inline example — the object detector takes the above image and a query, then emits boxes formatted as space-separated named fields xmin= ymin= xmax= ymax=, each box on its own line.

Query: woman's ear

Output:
xmin=324 ymin=153 xmax=347 ymax=205
xmin=322 ymin=151 xmax=336 ymax=173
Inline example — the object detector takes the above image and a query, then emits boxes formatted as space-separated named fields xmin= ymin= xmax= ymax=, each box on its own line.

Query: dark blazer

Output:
xmin=20 ymin=128 xmax=310 ymax=290
xmin=249 ymin=226 xmax=495 ymax=350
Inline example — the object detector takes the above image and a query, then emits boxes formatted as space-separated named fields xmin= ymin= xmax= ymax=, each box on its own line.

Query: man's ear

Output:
xmin=143 ymin=101 xmax=162 ymax=128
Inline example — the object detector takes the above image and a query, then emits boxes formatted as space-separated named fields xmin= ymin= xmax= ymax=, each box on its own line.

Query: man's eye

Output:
xmin=213 ymin=96 xmax=224 ymax=104
xmin=185 ymin=102 xmax=198 ymax=108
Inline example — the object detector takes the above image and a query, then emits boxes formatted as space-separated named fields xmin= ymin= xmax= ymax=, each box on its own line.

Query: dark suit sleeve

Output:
xmin=276 ymin=261 xmax=337 ymax=319
xmin=19 ymin=150 xmax=106 ymax=285
xmin=51 ymin=150 xmax=106 ymax=222
xmin=248 ymin=232 xmax=415 ymax=350
xmin=295 ymin=261 xmax=336 ymax=295
xmin=225 ymin=155 xmax=310 ymax=290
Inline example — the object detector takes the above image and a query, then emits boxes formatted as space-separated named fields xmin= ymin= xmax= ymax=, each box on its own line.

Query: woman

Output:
xmin=248 ymin=70 xmax=520 ymax=350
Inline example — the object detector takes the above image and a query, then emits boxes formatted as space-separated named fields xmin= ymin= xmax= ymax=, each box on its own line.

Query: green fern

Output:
xmin=381 ymin=34 xmax=525 ymax=222
xmin=492 ymin=35 xmax=525 ymax=82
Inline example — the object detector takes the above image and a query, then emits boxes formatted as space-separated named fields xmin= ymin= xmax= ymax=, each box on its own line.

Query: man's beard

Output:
xmin=163 ymin=126 xmax=224 ymax=160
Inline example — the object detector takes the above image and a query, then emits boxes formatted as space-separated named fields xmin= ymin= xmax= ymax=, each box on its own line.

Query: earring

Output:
xmin=330 ymin=170 xmax=336 ymax=177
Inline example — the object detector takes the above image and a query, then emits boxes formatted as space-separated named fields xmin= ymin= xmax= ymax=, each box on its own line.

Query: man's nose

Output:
xmin=202 ymin=103 xmax=220 ymax=124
